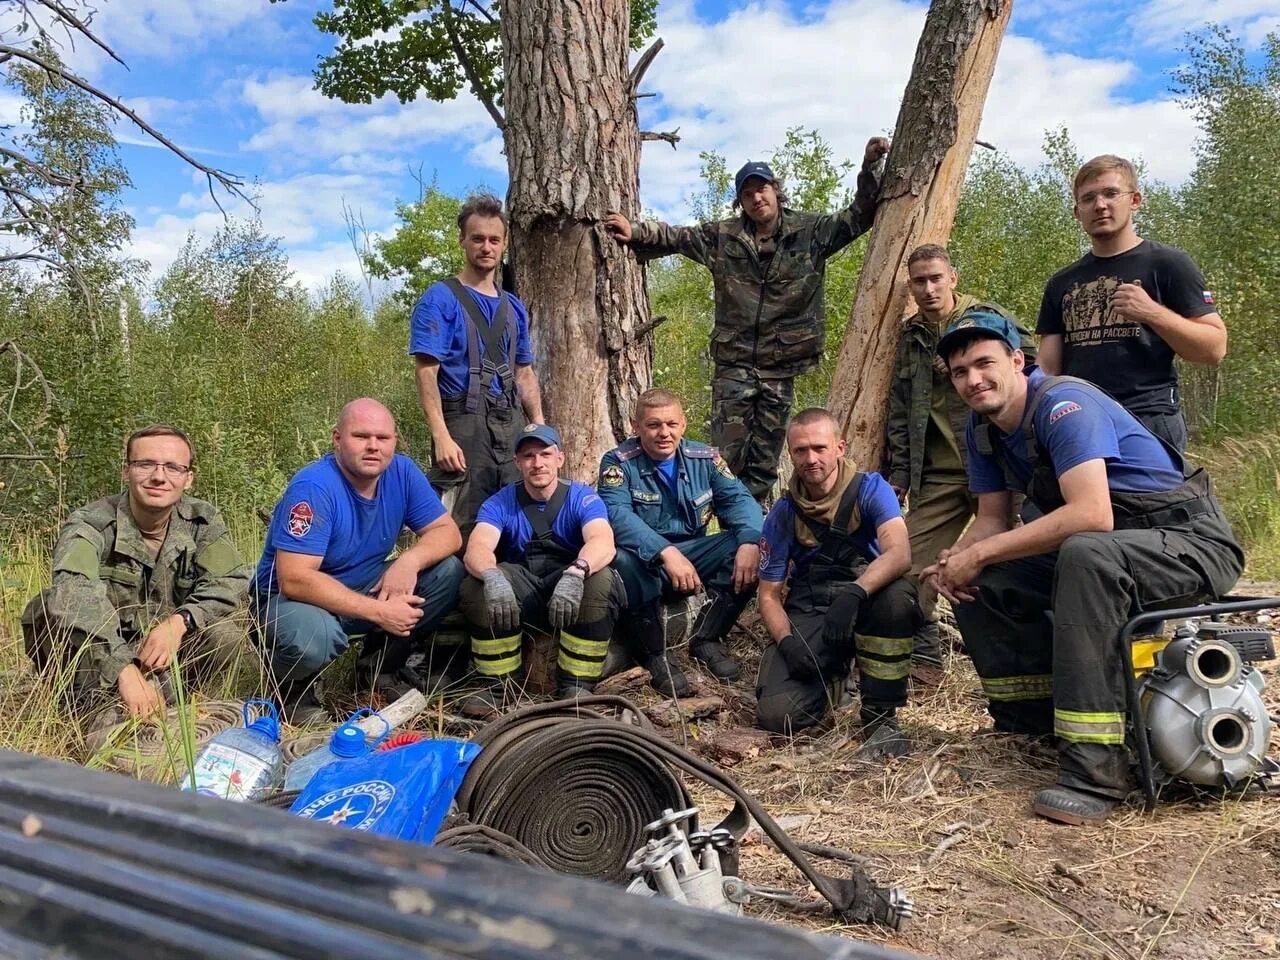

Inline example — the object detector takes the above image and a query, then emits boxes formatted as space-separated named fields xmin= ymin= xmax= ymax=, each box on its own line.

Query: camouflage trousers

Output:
xmin=710 ymin=365 xmax=794 ymax=502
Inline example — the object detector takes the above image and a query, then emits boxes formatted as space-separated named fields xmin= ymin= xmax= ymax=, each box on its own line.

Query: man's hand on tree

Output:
xmin=660 ymin=546 xmax=702 ymax=594
xmin=376 ymin=594 xmax=425 ymax=637
xmin=138 ymin=614 xmax=185 ymax=672
xmin=482 ymin=569 xmax=522 ymax=633
xmin=434 ymin=434 xmax=467 ymax=473
xmin=603 ymin=212 xmax=632 ymax=244
xmin=118 ymin=663 xmax=164 ymax=717
xmin=863 ymin=136 xmax=890 ymax=169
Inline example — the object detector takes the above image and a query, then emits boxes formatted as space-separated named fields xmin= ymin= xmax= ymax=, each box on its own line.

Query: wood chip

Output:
xmin=595 ymin=665 xmax=650 ymax=694
xmin=699 ymin=724 xmax=772 ymax=764
xmin=644 ymin=695 xmax=725 ymax=728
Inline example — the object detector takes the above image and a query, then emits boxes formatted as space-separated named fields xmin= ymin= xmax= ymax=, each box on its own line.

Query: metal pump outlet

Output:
xmin=1141 ymin=622 xmax=1275 ymax=788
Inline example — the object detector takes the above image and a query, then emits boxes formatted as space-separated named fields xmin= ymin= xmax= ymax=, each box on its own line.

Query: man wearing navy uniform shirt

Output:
xmin=410 ymin=192 xmax=544 ymax=534
xmin=460 ymin=423 xmax=622 ymax=709
xmin=754 ymin=408 xmax=919 ymax=756
xmin=926 ymin=308 xmax=1242 ymax=824
xmin=253 ymin=398 xmax=464 ymax=721
xmin=1037 ymin=154 xmax=1227 ymax=451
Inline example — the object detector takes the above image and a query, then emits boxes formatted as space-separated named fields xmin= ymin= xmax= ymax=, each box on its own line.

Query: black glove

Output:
xmin=823 ymin=583 xmax=868 ymax=650
xmin=777 ymin=634 xmax=823 ymax=682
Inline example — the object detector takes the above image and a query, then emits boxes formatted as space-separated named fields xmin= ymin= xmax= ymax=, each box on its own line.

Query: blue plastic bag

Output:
xmin=290 ymin=737 xmax=479 ymax=844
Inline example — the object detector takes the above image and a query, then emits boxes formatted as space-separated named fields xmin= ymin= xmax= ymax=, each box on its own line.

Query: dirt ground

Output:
xmin=597 ymin=593 xmax=1280 ymax=960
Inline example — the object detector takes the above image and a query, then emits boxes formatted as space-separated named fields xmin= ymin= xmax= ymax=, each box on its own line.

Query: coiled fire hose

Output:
xmin=456 ymin=695 xmax=908 ymax=927
xmin=435 ymin=823 xmax=550 ymax=868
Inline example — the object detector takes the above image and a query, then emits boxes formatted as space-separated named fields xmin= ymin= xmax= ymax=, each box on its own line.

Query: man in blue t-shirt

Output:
xmin=253 ymin=398 xmax=465 ymax=721
xmin=410 ymin=193 xmax=545 ymax=537
xmin=459 ymin=424 xmax=623 ymax=711
xmin=754 ymin=408 xmax=919 ymax=757
xmin=926 ymin=309 xmax=1242 ymax=825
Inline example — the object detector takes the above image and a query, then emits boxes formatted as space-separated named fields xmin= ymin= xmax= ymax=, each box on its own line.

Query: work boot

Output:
xmin=856 ymin=709 xmax=912 ymax=760
xmin=280 ymin=678 xmax=328 ymax=726
xmin=645 ymin=654 xmax=692 ymax=699
xmin=1032 ymin=786 xmax=1118 ymax=826
xmin=556 ymin=670 xmax=596 ymax=701
xmin=687 ymin=590 xmax=747 ymax=681
xmin=459 ymin=675 xmax=520 ymax=721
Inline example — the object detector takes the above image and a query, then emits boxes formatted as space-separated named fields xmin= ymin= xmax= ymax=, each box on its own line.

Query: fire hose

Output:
xmin=456 ymin=695 xmax=910 ymax=928
xmin=435 ymin=822 xmax=550 ymax=868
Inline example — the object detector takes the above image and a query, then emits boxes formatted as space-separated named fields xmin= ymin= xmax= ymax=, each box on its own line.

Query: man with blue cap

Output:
xmin=459 ymin=422 xmax=624 ymax=712
xmin=605 ymin=136 xmax=889 ymax=503
xmin=926 ymin=306 xmax=1242 ymax=825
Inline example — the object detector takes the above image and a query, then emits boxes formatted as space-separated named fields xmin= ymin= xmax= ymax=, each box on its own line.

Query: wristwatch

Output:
xmin=177 ymin=609 xmax=197 ymax=637
xmin=570 ymin=558 xmax=591 ymax=577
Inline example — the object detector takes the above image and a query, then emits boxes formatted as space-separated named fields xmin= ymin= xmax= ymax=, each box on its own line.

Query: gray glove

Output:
xmin=548 ymin=571 xmax=585 ymax=630
xmin=482 ymin=568 xmax=521 ymax=633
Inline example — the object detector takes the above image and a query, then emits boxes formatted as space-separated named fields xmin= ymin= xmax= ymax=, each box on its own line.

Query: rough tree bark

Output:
xmin=503 ymin=0 xmax=652 ymax=481
xmin=827 ymin=0 xmax=1013 ymax=467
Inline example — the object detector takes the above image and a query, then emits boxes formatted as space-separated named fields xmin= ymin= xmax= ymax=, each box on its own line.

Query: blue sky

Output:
xmin=11 ymin=0 xmax=1279 ymax=293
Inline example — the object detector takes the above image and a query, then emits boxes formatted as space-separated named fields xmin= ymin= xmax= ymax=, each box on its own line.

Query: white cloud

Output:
xmin=1133 ymin=0 xmax=1280 ymax=48
xmin=633 ymin=0 xmax=1205 ymax=222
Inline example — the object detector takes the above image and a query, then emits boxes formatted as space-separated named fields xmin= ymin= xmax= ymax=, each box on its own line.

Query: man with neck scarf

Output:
xmin=754 ymin=408 xmax=920 ymax=756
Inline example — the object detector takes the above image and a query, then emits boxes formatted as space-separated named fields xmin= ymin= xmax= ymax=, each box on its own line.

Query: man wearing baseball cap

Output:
xmin=458 ymin=423 xmax=624 ymax=712
xmin=924 ymin=307 xmax=1242 ymax=824
xmin=604 ymin=136 xmax=890 ymax=504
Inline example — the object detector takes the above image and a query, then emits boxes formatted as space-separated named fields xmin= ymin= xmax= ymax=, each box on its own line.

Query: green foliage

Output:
xmin=307 ymin=0 xmax=658 ymax=109
xmin=363 ymin=181 xmax=465 ymax=307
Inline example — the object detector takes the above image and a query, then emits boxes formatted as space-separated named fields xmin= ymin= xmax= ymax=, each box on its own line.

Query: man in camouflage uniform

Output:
xmin=22 ymin=425 xmax=250 ymax=718
xmin=605 ymin=137 xmax=888 ymax=503
xmin=887 ymin=246 xmax=1035 ymax=675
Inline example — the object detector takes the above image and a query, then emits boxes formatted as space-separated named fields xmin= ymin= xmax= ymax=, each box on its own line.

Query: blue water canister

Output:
xmin=181 ymin=699 xmax=283 ymax=802
xmin=283 ymin=709 xmax=389 ymax=792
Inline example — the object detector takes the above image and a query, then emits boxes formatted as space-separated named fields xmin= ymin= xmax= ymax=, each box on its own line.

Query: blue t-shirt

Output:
xmin=408 ymin=281 xmax=535 ymax=399
xmin=254 ymin=453 xmax=447 ymax=594
xmin=966 ymin=368 xmax=1184 ymax=496
xmin=758 ymin=472 xmax=902 ymax=583
xmin=653 ymin=455 xmax=678 ymax=494
xmin=475 ymin=480 xmax=608 ymax=562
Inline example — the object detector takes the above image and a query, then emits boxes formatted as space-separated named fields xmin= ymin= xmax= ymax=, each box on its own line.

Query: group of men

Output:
xmin=24 ymin=147 xmax=1246 ymax=825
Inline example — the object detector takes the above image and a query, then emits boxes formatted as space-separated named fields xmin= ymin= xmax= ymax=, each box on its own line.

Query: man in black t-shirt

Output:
xmin=1037 ymin=155 xmax=1226 ymax=451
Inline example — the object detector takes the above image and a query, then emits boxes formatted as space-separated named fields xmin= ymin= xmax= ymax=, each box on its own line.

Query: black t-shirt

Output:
xmin=1036 ymin=240 xmax=1216 ymax=413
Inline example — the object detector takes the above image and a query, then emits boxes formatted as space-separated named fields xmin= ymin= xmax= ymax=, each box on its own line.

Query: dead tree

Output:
xmin=502 ymin=0 xmax=655 ymax=479
xmin=827 ymin=0 xmax=1013 ymax=466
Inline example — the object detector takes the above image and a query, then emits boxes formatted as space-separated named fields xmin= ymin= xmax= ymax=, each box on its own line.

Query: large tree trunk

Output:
xmin=502 ymin=1 xmax=652 ymax=481
xmin=827 ymin=0 xmax=1013 ymax=467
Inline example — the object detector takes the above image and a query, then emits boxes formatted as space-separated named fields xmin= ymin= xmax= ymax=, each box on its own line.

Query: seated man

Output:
xmin=459 ymin=423 xmax=623 ymax=709
xmin=22 ymin=425 xmax=250 ymax=719
xmin=926 ymin=309 xmax=1243 ymax=825
xmin=598 ymin=388 xmax=763 ymax=697
xmin=755 ymin=409 xmax=919 ymax=757
xmin=253 ymin=398 xmax=464 ymax=721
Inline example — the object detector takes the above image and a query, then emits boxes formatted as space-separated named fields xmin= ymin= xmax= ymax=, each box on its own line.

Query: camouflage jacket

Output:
xmin=627 ymin=169 xmax=878 ymax=377
xmin=46 ymin=492 xmax=250 ymax=683
xmin=887 ymin=296 xmax=1037 ymax=498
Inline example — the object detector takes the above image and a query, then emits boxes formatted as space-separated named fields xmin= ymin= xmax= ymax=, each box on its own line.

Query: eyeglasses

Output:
xmin=126 ymin=459 xmax=193 ymax=477
xmin=1077 ymin=187 xmax=1133 ymax=206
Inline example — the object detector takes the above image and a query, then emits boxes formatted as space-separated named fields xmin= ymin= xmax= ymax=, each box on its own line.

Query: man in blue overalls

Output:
xmin=598 ymin=389 xmax=764 ymax=697
xmin=460 ymin=424 xmax=623 ymax=712
xmin=410 ymin=192 xmax=545 ymax=537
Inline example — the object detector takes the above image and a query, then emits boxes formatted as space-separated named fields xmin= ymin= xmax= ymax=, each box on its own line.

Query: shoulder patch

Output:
xmin=757 ymin=536 xmax=770 ymax=570
xmin=682 ymin=441 xmax=714 ymax=459
xmin=711 ymin=450 xmax=735 ymax=479
xmin=614 ymin=438 xmax=643 ymax=462
xmin=601 ymin=464 xmax=625 ymax=487
xmin=1047 ymin=400 xmax=1082 ymax=425
xmin=287 ymin=501 xmax=315 ymax=537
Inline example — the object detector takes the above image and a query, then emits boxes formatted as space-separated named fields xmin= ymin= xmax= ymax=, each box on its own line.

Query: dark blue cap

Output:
xmin=734 ymin=161 xmax=777 ymax=195
xmin=515 ymin=423 xmax=562 ymax=451
xmin=937 ymin=307 xmax=1021 ymax=359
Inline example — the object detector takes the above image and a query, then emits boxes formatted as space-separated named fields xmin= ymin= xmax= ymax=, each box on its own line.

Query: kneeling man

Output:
xmin=755 ymin=409 xmax=919 ymax=756
xmin=23 ymin=424 xmax=250 ymax=718
xmin=927 ymin=309 xmax=1242 ymax=824
xmin=253 ymin=399 xmax=464 ymax=720
xmin=460 ymin=423 xmax=623 ymax=707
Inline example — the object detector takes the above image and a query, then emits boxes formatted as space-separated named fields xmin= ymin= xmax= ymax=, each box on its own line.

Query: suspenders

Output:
xmin=443 ymin=277 xmax=519 ymax=414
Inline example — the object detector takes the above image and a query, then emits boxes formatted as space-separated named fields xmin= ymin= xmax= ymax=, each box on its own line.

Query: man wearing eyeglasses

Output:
xmin=21 ymin=425 xmax=251 ymax=720
xmin=1037 ymin=155 xmax=1227 ymax=452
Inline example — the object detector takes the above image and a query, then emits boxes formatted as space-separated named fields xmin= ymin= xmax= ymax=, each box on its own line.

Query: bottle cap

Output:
xmin=330 ymin=722 xmax=368 ymax=758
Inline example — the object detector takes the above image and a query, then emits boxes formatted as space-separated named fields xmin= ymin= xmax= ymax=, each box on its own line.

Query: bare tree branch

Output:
xmin=628 ymin=37 xmax=664 ymax=93
xmin=463 ymin=0 xmax=497 ymax=25
xmin=0 ymin=145 xmax=83 ymax=187
xmin=0 ymin=42 xmax=254 ymax=210
xmin=32 ymin=0 xmax=127 ymax=68
xmin=640 ymin=128 xmax=680 ymax=149
xmin=440 ymin=0 xmax=504 ymax=131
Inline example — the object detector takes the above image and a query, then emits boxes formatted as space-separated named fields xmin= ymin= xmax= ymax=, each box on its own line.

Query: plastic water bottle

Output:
xmin=181 ymin=699 xmax=283 ymax=802
xmin=283 ymin=708 xmax=389 ymax=792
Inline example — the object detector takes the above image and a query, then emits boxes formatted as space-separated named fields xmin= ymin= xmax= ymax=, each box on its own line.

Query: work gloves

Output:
xmin=823 ymin=583 xmax=868 ymax=653
xmin=777 ymin=633 xmax=823 ymax=682
xmin=548 ymin=571 xmax=585 ymax=629
xmin=482 ymin=568 xmax=521 ymax=633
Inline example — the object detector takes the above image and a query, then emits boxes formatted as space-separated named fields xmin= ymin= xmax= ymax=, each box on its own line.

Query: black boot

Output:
xmin=688 ymin=590 xmax=745 ymax=681
xmin=1032 ymin=785 xmax=1118 ymax=825
xmin=856 ymin=707 xmax=912 ymax=760
xmin=460 ymin=674 xmax=518 ymax=720
xmin=556 ymin=670 xmax=596 ymax=700
xmin=279 ymin=676 xmax=328 ymax=726
xmin=621 ymin=603 xmax=691 ymax=698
